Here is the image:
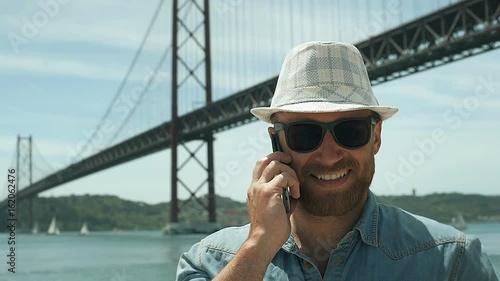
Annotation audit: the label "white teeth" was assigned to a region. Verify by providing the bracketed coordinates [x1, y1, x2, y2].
[316, 171, 348, 181]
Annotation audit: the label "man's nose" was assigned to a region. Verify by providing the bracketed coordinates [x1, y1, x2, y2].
[313, 130, 344, 163]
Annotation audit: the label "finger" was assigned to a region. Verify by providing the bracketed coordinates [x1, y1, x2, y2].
[252, 152, 292, 180]
[260, 159, 297, 183]
[269, 170, 300, 200]
[268, 172, 300, 194]
[289, 182, 300, 199]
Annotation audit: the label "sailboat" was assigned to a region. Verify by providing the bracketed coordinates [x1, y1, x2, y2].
[450, 213, 467, 231]
[47, 217, 61, 235]
[32, 221, 39, 234]
[79, 222, 90, 235]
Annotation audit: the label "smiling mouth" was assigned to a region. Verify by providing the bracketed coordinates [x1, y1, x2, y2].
[312, 170, 349, 181]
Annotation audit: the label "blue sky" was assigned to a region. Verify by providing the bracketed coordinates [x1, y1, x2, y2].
[1, 0, 499, 204]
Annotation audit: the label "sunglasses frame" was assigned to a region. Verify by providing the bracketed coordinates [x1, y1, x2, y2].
[273, 116, 379, 153]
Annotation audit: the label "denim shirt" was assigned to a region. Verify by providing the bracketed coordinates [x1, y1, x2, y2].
[176, 191, 498, 280]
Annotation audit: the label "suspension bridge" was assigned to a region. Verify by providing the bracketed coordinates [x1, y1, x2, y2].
[3, 0, 500, 232]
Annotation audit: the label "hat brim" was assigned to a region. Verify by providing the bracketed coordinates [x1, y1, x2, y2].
[250, 101, 398, 123]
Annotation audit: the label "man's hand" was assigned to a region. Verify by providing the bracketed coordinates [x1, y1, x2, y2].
[212, 152, 300, 281]
[247, 151, 300, 256]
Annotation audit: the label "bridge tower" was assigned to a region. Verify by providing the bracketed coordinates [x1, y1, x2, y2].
[16, 135, 35, 231]
[168, 0, 217, 233]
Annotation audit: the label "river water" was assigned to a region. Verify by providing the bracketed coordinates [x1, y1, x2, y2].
[0, 223, 498, 280]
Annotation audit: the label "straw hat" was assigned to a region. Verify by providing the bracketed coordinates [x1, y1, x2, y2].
[251, 41, 398, 123]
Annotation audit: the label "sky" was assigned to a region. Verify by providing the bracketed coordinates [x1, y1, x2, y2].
[1, 0, 499, 205]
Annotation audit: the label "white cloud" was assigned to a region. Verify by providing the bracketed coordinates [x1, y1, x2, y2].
[40, 22, 169, 53]
[0, 0, 169, 53]
[382, 77, 500, 108]
[0, 53, 120, 80]
[375, 127, 500, 196]
[0, 135, 17, 155]
[0, 53, 165, 82]
[6, 105, 87, 124]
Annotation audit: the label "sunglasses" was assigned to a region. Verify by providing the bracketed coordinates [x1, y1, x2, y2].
[274, 116, 378, 153]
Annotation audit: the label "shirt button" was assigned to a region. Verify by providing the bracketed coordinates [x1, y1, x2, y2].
[335, 256, 342, 267]
[303, 260, 312, 269]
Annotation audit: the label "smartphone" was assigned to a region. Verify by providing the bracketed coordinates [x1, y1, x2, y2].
[271, 134, 291, 213]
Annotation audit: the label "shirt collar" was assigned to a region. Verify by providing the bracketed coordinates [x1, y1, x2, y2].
[353, 190, 379, 247]
[283, 233, 297, 252]
[282, 190, 380, 252]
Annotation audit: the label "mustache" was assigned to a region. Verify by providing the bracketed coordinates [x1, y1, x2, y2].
[301, 158, 359, 175]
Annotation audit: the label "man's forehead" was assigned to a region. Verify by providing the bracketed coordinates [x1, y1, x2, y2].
[271, 110, 375, 123]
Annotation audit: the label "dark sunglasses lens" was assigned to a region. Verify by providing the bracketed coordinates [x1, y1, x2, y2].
[334, 120, 370, 148]
[288, 123, 323, 152]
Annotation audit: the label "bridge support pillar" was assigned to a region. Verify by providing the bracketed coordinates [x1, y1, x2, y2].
[16, 135, 35, 231]
[166, 0, 218, 234]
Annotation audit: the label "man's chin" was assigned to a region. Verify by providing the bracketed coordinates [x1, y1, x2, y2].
[298, 187, 367, 217]
[298, 157, 375, 217]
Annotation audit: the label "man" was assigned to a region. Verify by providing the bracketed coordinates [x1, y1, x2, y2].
[176, 41, 498, 280]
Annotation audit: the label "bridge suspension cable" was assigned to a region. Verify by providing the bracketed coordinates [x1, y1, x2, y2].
[31, 164, 51, 183]
[31, 142, 56, 177]
[76, 0, 167, 159]
[8, 142, 16, 171]
[108, 44, 172, 145]
[91, 0, 198, 148]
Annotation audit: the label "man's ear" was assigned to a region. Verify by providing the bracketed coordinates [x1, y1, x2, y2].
[373, 121, 382, 155]
[268, 127, 281, 152]
[268, 127, 276, 136]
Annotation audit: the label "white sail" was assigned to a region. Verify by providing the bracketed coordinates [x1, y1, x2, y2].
[451, 213, 467, 230]
[32, 221, 39, 234]
[47, 217, 60, 235]
[80, 223, 89, 235]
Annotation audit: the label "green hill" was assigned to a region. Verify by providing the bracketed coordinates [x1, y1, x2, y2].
[7, 192, 500, 232]
[11, 194, 249, 232]
[376, 193, 500, 224]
